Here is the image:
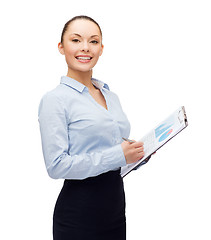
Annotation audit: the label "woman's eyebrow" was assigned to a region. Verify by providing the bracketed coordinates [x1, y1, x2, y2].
[90, 35, 100, 38]
[70, 33, 100, 38]
[70, 33, 81, 37]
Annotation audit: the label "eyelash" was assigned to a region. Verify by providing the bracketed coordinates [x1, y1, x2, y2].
[72, 39, 80, 42]
[90, 40, 98, 44]
[71, 39, 99, 44]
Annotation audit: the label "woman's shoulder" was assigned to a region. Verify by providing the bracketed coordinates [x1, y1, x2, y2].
[40, 85, 62, 102]
[39, 84, 72, 114]
[41, 79, 76, 103]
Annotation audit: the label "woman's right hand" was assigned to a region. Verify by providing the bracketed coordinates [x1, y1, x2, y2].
[121, 140, 145, 164]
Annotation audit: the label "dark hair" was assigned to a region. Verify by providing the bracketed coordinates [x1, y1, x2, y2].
[60, 15, 102, 44]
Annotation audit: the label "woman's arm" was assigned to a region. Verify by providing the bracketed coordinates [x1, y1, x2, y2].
[38, 93, 126, 180]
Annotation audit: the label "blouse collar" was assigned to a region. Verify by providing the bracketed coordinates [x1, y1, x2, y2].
[60, 76, 110, 93]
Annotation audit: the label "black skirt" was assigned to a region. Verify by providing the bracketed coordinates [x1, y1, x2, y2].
[53, 169, 126, 240]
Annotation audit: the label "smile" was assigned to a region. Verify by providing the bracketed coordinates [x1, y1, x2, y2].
[76, 55, 93, 62]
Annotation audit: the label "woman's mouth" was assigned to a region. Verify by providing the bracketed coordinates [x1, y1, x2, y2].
[76, 55, 92, 63]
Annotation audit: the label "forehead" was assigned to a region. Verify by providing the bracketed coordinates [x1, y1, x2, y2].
[66, 19, 101, 37]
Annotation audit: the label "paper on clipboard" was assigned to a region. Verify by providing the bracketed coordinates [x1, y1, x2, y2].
[121, 106, 188, 178]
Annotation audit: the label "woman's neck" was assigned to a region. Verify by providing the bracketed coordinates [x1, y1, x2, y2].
[67, 69, 94, 89]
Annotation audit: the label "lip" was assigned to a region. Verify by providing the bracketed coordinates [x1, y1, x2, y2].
[75, 55, 93, 63]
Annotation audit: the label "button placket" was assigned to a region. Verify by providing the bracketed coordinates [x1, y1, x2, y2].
[111, 118, 122, 145]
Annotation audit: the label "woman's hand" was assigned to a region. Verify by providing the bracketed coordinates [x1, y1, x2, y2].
[121, 140, 144, 164]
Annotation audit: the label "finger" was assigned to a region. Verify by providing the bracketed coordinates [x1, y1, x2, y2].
[138, 152, 145, 160]
[136, 150, 145, 158]
[136, 147, 144, 153]
[132, 141, 144, 148]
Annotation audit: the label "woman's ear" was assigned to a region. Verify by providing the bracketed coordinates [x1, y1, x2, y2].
[58, 42, 65, 55]
[100, 44, 104, 56]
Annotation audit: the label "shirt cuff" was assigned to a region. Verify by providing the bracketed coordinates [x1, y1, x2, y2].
[102, 144, 127, 170]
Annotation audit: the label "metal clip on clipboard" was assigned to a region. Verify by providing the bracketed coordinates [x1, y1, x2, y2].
[178, 106, 188, 125]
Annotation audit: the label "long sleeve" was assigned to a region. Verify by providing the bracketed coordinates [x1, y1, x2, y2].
[38, 91, 127, 180]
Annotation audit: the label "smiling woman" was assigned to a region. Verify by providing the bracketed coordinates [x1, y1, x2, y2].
[58, 16, 104, 83]
[38, 15, 145, 240]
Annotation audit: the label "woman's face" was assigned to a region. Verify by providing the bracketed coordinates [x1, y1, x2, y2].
[58, 19, 104, 75]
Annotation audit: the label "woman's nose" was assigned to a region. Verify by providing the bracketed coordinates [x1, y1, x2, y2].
[81, 41, 89, 52]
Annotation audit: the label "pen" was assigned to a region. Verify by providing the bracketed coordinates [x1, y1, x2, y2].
[122, 137, 135, 143]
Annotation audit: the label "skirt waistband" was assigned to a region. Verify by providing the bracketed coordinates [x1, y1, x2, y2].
[64, 169, 121, 186]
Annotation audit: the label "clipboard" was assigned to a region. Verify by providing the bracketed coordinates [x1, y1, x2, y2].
[121, 106, 188, 178]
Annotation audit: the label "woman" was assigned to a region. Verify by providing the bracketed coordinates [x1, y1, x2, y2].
[38, 15, 144, 240]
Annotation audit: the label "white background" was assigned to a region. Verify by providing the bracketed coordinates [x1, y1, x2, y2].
[1, 0, 210, 239]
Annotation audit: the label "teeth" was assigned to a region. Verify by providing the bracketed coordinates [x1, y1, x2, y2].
[76, 57, 91, 60]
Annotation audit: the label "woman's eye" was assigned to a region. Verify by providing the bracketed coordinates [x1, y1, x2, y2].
[72, 39, 80, 42]
[90, 40, 98, 44]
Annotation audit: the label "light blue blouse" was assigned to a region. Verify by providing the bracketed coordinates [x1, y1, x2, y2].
[38, 76, 130, 180]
